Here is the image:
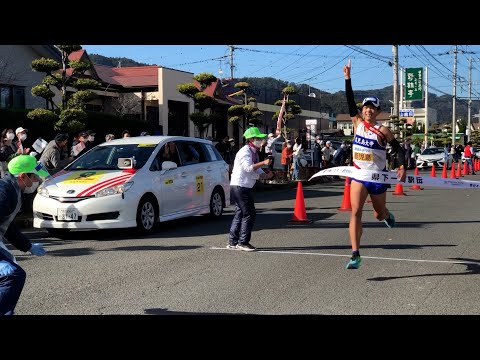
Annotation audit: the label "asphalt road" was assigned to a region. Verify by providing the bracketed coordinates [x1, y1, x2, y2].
[10, 175, 480, 315]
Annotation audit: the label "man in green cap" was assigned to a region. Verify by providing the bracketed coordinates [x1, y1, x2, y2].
[0, 155, 47, 315]
[227, 127, 273, 251]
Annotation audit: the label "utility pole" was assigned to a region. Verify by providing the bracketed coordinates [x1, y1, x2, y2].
[424, 66, 429, 147]
[468, 57, 472, 142]
[393, 45, 399, 119]
[228, 45, 236, 80]
[452, 45, 457, 146]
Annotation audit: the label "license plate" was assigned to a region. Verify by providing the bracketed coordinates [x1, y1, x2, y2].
[58, 209, 78, 221]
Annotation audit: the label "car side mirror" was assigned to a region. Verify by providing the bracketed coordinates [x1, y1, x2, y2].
[162, 160, 177, 171]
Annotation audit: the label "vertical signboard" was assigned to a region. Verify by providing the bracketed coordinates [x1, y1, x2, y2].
[405, 68, 423, 100]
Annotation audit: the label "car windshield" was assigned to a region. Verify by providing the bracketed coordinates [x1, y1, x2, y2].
[65, 144, 157, 171]
[421, 148, 444, 155]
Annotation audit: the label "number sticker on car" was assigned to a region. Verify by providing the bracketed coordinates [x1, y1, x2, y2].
[62, 171, 106, 184]
[196, 175, 204, 193]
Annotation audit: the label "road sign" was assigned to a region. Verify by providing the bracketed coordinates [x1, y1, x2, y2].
[405, 68, 423, 100]
[400, 108, 414, 117]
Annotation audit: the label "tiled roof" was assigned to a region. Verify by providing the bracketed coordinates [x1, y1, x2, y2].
[94, 64, 159, 88]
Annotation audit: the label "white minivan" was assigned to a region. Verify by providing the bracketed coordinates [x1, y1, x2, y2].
[33, 136, 230, 237]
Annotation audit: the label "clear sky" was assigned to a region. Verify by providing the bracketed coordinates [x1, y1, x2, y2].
[82, 45, 480, 101]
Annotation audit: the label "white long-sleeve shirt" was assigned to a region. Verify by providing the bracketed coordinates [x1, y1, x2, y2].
[230, 144, 265, 188]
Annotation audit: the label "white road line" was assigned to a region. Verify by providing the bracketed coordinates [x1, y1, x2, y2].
[209, 247, 477, 265]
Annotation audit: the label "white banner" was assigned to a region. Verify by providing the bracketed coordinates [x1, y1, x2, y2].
[309, 166, 480, 189]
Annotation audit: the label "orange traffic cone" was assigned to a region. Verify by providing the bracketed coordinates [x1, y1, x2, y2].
[430, 165, 436, 177]
[450, 163, 457, 179]
[463, 161, 469, 175]
[411, 167, 422, 190]
[288, 181, 312, 224]
[441, 163, 447, 178]
[456, 161, 462, 177]
[337, 177, 352, 212]
[392, 183, 406, 196]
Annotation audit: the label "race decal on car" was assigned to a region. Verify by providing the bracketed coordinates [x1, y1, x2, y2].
[196, 175, 204, 193]
[62, 171, 107, 184]
[164, 179, 173, 185]
[137, 143, 156, 147]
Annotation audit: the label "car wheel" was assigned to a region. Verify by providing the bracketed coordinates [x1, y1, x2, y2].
[136, 195, 158, 233]
[209, 188, 224, 218]
[46, 228, 71, 239]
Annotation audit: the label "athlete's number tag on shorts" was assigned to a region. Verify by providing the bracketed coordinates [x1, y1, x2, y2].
[196, 175, 204, 193]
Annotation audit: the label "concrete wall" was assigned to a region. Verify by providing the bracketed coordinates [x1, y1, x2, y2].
[158, 67, 194, 136]
[0, 45, 61, 109]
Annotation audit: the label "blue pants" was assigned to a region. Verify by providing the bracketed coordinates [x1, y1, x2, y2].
[0, 258, 26, 316]
[229, 186, 256, 246]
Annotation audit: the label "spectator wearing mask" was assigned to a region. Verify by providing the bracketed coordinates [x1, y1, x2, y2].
[1, 129, 17, 177]
[0, 155, 47, 315]
[227, 127, 273, 251]
[266, 130, 282, 171]
[105, 134, 115, 142]
[39, 133, 72, 174]
[464, 141, 476, 175]
[12, 127, 30, 155]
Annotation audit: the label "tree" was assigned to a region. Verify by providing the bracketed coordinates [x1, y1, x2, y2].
[227, 82, 263, 131]
[0, 54, 25, 85]
[111, 93, 141, 118]
[272, 86, 302, 138]
[176, 72, 218, 138]
[27, 45, 101, 132]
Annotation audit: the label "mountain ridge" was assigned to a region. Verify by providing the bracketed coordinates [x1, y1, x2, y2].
[88, 54, 479, 124]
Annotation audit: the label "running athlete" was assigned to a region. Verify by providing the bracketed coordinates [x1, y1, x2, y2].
[343, 59, 407, 269]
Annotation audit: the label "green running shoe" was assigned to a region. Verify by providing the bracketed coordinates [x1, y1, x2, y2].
[384, 212, 395, 228]
[345, 255, 362, 269]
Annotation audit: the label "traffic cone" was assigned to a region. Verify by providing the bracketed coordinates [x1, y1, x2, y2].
[456, 161, 462, 177]
[430, 165, 436, 177]
[441, 163, 447, 178]
[288, 181, 312, 224]
[410, 167, 422, 190]
[392, 183, 406, 196]
[450, 163, 457, 179]
[337, 177, 352, 212]
[463, 161, 468, 175]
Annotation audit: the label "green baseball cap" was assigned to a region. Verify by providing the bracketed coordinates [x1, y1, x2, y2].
[8, 155, 50, 178]
[243, 127, 267, 139]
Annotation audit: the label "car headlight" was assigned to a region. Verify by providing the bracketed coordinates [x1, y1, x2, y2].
[94, 181, 134, 198]
[37, 184, 49, 197]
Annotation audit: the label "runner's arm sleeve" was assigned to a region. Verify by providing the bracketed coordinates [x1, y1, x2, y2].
[345, 79, 358, 117]
[388, 138, 406, 167]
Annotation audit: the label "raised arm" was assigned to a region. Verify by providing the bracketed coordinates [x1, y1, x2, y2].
[343, 59, 362, 128]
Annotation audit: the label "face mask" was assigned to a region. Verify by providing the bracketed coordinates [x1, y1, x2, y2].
[6, 132, 14, 140]
[20, 134, 27, 141]
[287, 145, 292, 149]
[88, 136, 94, 142]
[253, 140, 262, 148]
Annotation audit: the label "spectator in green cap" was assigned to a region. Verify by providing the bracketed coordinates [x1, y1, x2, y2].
[0, 155, 46, 315]
[227, 127, 273, 252]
